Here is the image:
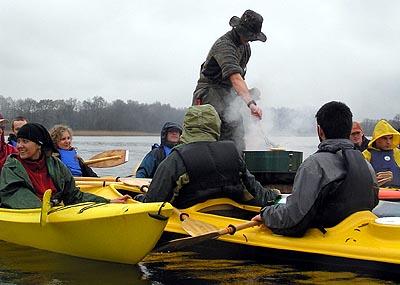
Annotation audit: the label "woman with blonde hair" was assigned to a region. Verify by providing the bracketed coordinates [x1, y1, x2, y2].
[50, 124, 97, 177]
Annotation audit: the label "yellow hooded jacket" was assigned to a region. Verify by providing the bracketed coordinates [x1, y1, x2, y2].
[362, 119, 400, 167]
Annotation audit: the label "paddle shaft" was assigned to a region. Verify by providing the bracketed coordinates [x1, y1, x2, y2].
[217, 220, 260, 236]
[74, 176, 120, 182]
[75, 181, 124, 186]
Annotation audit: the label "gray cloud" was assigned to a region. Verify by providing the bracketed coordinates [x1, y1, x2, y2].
[0, 0, 399, 120]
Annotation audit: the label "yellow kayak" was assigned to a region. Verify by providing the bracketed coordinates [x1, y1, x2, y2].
[0, 193, 173, 264]
[79, 182, 400, 266]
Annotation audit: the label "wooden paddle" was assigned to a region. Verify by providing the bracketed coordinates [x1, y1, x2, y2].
[84, 149, 129, 168]
[40, 189, 52, 226]
[74, 176, 152, 190]
[156, 220, 261, 252]
[172, 208, 218, 237]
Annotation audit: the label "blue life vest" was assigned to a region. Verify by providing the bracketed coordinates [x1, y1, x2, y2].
[58, 148, 82, 176]
[370, 150, 400, 187]
[163, 145, 173, 157]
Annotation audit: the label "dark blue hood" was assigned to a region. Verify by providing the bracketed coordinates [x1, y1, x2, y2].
[161, 122, 182, 147]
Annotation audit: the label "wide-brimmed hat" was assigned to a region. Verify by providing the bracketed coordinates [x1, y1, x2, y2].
[229, 10, 267, 42]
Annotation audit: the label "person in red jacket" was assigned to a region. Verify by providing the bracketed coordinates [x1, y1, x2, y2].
[0, 113, 17, 171]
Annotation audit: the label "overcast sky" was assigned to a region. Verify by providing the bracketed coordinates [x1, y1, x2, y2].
[0, 0, 399, 121]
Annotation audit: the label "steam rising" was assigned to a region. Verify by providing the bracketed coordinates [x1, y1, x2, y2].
[223, 94, 318, 151]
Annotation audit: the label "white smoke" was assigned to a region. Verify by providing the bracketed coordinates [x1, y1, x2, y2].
[223, 94, 278, 151]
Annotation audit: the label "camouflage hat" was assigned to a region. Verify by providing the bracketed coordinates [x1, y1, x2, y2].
[229, 10, 267, 42]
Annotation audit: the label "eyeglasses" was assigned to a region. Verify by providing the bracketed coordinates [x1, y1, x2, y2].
[351, 131, 362, 136]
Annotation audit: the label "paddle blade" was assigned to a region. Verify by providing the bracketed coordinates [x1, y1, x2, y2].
[40, 189, 52, 226]
[182, 218, 219, 237]
[156, 220, 261, 252]
[156, 231, 220, 252]
[85, 149, 129, 168]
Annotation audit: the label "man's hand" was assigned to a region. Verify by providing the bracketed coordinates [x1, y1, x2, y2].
[376, 171, 393, 186]
[229, 73, 263, 119]
[250, 103, 262, 119]
[251, 214, 263, 222]
[110, 194, 132, 204]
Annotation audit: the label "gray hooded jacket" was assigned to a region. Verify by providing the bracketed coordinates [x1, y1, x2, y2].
[261, 139, 378, 236]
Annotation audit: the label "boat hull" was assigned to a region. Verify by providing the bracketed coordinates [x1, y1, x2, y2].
[0, 201, 172, 264]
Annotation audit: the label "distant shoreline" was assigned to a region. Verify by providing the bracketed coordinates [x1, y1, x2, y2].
[73, 130, 159, 136]
[5, 130, 158, 136]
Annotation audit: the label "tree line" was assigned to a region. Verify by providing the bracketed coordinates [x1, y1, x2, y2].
[0, 95, 399, 135]
[0, 95, 186, 133]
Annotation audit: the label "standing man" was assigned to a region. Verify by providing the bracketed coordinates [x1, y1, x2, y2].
[192, 10, 266, 152]
[252, 101, 378, 237]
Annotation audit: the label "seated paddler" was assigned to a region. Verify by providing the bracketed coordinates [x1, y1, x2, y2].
[135, 104, 280, 208]
[362, 119, 400, 187]
[50, 124, 98, 177]
[0, 123, 129, 209]
[252, 101, 379, 237]
[136, 121, 182, 178]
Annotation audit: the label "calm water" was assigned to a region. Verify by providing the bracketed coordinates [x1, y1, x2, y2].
[1, 136, 398, 284]
[73, 135, 320, 178]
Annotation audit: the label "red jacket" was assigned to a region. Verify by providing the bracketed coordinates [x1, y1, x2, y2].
[0, 143, 18, 171]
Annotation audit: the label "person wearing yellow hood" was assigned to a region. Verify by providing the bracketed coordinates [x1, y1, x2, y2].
[134, 104, 280, 208]
[362, 119, 400, 187]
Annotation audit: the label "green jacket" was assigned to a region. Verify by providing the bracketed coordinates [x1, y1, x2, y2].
[0, 154, 109, 209]
[136, 105, 279, 208]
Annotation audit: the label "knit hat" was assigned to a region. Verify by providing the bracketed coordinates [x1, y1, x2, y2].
[17, 123, 57, 153]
